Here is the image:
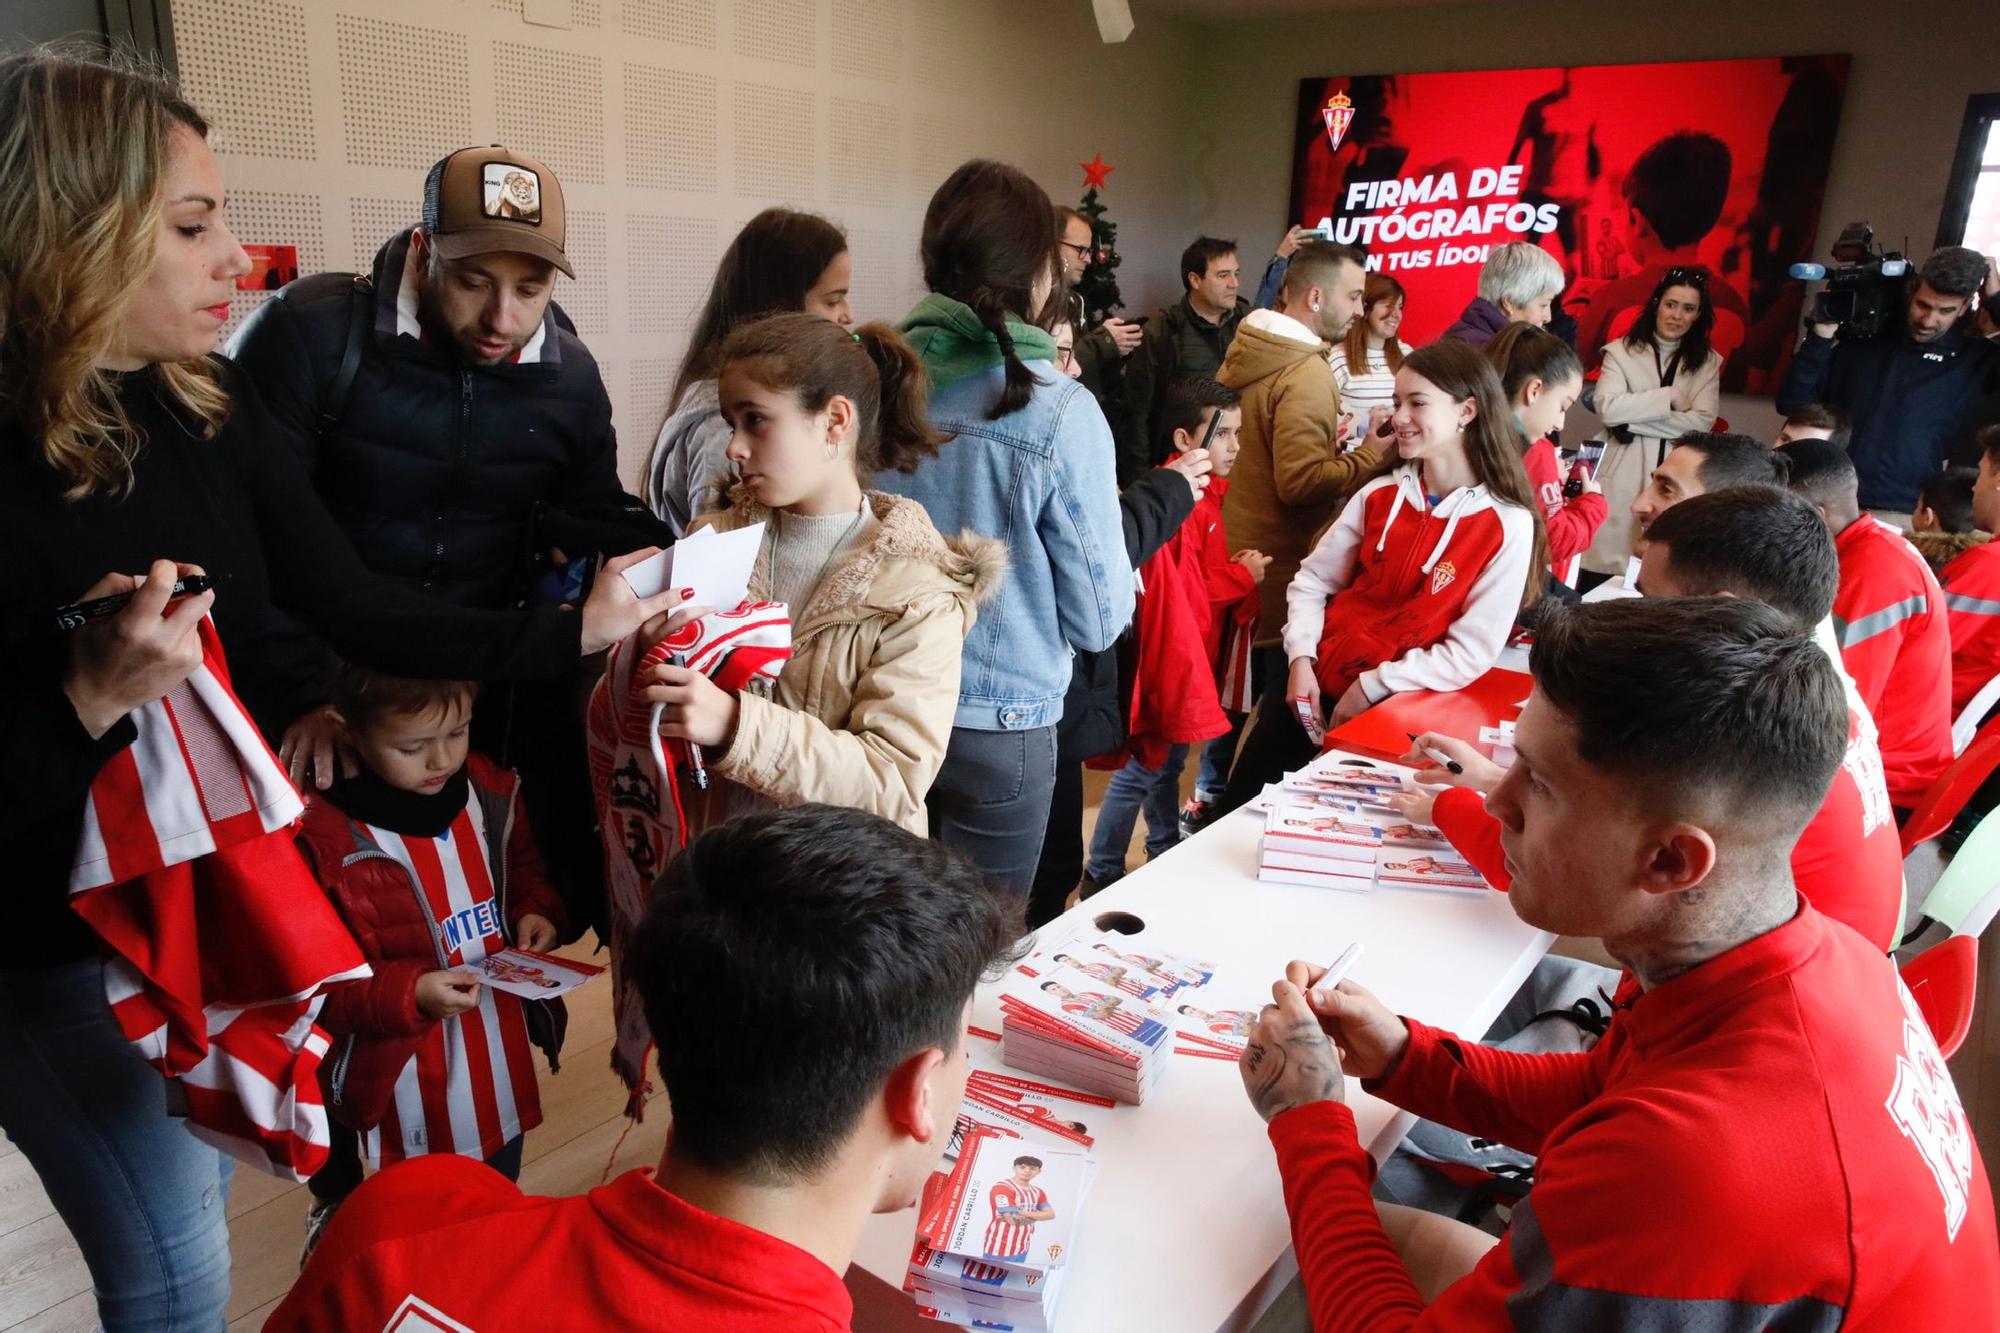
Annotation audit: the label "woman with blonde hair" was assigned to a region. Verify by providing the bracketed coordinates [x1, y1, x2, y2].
[0, 51, 677, 1326]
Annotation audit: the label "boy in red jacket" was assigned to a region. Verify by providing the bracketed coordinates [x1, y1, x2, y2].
[294, 669, 567, 1258]
[271, 805, 1024, 1333]
[1784, 437, 1954, 808]
[1244, 598, 1998, 1329]
[1085, 378, 1265, 889]
[1943, 427, 2000, 715]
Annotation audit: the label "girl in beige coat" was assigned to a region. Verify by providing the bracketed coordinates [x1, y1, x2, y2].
[1583, 268, 1725, 576]
[642, 313, 1003, 834]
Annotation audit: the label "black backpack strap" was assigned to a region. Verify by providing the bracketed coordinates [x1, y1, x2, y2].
[318, 275, 373, 441]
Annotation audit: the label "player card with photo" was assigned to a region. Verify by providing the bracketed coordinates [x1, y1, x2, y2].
[1374, 847, 1488, 892]
[942, 1132, 1091, 1270]
[464, 948, 603, 998]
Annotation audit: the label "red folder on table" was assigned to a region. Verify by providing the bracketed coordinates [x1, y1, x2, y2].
[1324, 667, 1532, 761]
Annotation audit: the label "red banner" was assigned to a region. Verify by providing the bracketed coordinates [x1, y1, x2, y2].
[1288, 56, 1850, 393]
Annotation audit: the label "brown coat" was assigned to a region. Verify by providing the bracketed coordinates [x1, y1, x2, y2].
[685, 490, 1005, 834]
[1218, 309, 1389, 645]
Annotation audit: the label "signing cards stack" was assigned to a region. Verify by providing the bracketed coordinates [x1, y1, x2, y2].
[998, 958, 1173, 1104]
[1256, 768, 1485, 893]
[1257, 768, 1404, 891]
[907, 1110, 1098, 1331]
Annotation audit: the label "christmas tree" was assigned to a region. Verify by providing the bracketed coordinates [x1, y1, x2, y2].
[1075, 154, 1122, 326]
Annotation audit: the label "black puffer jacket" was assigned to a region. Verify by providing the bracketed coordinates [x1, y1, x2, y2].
[228, 228, 668, 609]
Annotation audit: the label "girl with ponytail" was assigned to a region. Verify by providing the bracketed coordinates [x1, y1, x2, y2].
[875, 159, 1133, 894]
[1485, 320, 1606, 584]
[641, 313, 1004, 834]
[1223, 341, 1545, 797]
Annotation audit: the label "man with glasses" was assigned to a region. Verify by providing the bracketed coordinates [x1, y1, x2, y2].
[1055, 207, 1141, 403]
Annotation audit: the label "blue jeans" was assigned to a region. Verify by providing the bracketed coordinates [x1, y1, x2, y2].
[0, 959, 233, 1332]
[928, 724, 1060, 897]
[1086, 744, 1190, 881]
[1194, 711, 1246, 804]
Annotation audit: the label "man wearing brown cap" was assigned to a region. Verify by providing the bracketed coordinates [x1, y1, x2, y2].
[230, 149, 666, 1169]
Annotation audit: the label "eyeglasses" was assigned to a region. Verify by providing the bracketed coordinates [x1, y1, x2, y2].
[1663, 266, 1709, 287]
[1056, 345, 1077, 367]
[1058, 240, 1090, 258]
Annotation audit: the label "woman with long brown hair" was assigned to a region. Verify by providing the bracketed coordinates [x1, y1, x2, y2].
[1333, 272, 1407, 447]
[1221, 340, 1544, 805]
[0, 51, 677, 1326]
[873, 160, 1133, 896]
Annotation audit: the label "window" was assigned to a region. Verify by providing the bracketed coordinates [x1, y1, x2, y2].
[1938, 93, 2000, 256]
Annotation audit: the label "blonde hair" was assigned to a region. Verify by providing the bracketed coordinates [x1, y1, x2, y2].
[0, 48, 231, 499]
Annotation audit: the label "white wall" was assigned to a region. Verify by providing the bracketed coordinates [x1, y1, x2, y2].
[171, 0, 1198, 486]
[1153, 0, 2000, 437]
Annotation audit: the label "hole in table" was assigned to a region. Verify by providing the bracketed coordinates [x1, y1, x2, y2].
[1092, 911, 1145, 935]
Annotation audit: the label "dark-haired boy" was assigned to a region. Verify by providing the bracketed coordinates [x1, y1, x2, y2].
[1941, 427, 2000, 716]
[293, 668, 567, 1259]
[1086, 378, 1263, 883]
[270, 805, 1023, 1331]
[1909, 466, 1985, 576]
[1785, 437, 1954, 807]
[1245, 597, 1999, 1327]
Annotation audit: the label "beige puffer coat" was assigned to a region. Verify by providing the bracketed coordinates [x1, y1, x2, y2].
[685, 489, 1006, 834]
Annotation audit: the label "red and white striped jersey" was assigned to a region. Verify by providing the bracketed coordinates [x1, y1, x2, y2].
[983, 1180, 1047, 1259]
[360, 799, 542, 1166]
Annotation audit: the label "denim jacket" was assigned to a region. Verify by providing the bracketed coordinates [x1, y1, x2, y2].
[878, 298, 1134, 731]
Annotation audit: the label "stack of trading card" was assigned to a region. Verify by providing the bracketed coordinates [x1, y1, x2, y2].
[998, 960, 1175, 1104]
[1373, 846, 1488, 893]
[906, 1110, 1098, 1331]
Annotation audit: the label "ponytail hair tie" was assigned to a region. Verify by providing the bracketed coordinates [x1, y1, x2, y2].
[853, 332, 862, 342]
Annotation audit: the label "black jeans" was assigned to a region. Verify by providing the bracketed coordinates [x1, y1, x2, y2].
[1217, 648, 1318, 816]
[1028, 759, 1088, 928]
[928, 724, 1059, 899]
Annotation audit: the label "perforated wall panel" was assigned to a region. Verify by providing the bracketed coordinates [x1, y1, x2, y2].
[829, 97, 901, 210]
[625, 63, 719, 193]
[335, 15, 473, 170]
[831, 0, 904, 86]
[733, 0, 817, 68]
[621, 0, 716, 48]
[175, 0, 317, 161]
[493, 41, 607, 186]
[217, 190, 329, 342]
[626, 214, 720, 341]
[563, 208, 611, 338]
[734, 82, 818, 201]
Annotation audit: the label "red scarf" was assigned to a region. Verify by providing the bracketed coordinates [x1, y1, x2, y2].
[69, 619, 369, 1179]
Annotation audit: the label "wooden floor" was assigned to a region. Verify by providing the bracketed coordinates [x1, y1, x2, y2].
[7, 775, 2000, 1329]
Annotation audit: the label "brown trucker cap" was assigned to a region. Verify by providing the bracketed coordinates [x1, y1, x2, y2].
[421, 144, 574, 278]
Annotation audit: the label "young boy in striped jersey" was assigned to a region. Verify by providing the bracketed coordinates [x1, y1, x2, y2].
[293, 669, 567, 1258]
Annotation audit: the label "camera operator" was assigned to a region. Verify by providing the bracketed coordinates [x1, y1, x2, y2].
[1778, 245, 2000, 522]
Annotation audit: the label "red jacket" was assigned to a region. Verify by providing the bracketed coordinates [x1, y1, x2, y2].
[1432, 701, 1904, 951]
[296, 753, 568, 1135]
[1108, 471, 1252, 769]
[267, 1155, 853, 1331]
[1284, 467, 1536, 703]
[1521, 436, 1606, 583]
[1834, 515, 1954, 806]
[1269, 902, 2000, 1329]
[1942, 540, 2000, 717]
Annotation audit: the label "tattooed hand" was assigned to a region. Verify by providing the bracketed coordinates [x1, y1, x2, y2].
[1238, 979, 1346, 1123]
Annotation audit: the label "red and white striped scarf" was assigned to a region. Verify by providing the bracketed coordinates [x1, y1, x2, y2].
[585, 600, 791, 1112]
[1217, 612, 1257, 714]
[69, 618, 369, 1180]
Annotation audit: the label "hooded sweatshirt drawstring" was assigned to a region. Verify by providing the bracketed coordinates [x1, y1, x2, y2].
[1372, 467, 1489, 574]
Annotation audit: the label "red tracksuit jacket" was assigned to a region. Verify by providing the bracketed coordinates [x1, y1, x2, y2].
[1834, 515, 1954, 807]
[1269, 902, 2000, 1329]
[1432, 702, 1904, 951]
[1283, 466, 1536, 703]
[1521, 436, 1606, 584]
[267, 1155, 853, 1331]
[1942, 539, 2000, 717]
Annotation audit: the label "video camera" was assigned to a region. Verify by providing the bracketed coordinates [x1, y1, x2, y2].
[1790, 223, 1910, 341]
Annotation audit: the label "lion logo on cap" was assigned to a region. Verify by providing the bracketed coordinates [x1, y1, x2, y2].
[482, 164, 541, 223]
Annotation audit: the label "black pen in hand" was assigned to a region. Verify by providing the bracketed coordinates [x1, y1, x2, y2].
[52, 574, 229, 633]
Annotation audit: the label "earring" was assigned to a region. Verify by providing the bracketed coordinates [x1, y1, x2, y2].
[1311, 301, 1321, 312]
[825, 442, 837, 460]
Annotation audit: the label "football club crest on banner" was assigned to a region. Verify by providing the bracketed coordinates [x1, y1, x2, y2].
[1321, 91, 1354, 151]
[1429, 560, 1457, 595]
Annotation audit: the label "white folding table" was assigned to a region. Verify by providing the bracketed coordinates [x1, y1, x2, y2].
[847, 745, 1553, 1331]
